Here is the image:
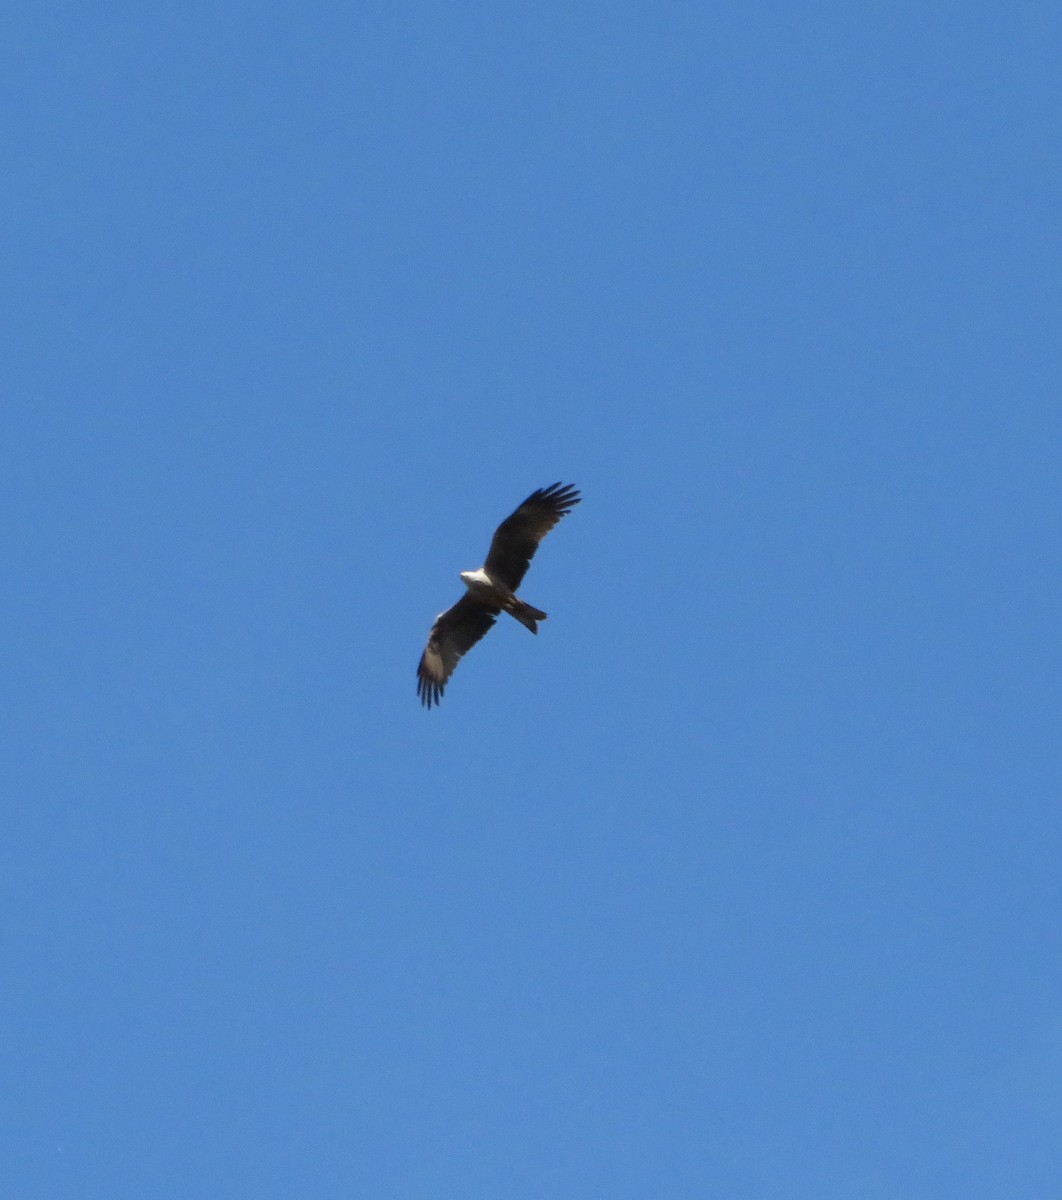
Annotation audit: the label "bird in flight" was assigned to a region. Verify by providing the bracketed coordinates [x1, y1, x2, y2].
[416, 482, 582, 708]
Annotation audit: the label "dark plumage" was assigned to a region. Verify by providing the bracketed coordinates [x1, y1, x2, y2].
[416, 595, 497, 710]
[416, 483, 581, 708]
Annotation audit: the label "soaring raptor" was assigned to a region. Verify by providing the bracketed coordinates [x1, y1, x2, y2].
[416, 482, 581, 708]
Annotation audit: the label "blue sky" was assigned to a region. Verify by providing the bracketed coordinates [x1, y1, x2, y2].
[4, 2, 1061, 1196]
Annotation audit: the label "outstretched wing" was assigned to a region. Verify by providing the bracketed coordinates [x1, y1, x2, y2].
[416, 593, 500, 708]
[483, 482, 581, 591]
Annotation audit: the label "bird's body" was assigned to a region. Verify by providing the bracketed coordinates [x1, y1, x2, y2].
[416, 483, 581, 707]
[458, 567, 547, 632]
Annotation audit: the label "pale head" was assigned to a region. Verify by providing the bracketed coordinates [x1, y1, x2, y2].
[460, 568, 491, 588]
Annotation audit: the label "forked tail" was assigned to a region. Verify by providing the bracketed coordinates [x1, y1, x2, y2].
[506, 598, 548, 634]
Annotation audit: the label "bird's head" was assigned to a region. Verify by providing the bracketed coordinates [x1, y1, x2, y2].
[460, 568, 490, 588]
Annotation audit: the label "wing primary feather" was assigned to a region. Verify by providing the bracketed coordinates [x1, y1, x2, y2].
[416, 593, 499, 708]
[483, 482, 581, 591]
